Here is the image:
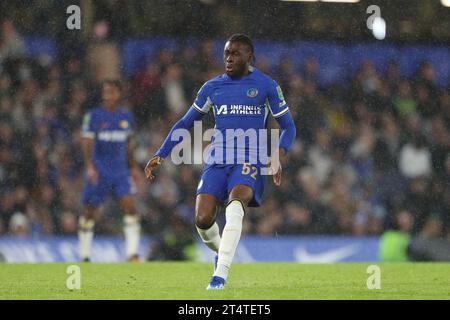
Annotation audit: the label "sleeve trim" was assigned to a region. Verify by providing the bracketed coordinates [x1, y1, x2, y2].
[272, 108, 290, 118]
[192, 103, 208, 114]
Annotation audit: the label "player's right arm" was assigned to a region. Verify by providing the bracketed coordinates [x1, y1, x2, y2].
[144, 82, 213, 180]
[81, 111, 98, 185]
[144, 107, 205, 180]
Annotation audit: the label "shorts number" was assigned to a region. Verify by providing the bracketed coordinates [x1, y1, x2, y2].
[242, 163, 258, 180]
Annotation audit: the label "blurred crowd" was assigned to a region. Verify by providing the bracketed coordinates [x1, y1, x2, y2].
[0, 19, 449, 240]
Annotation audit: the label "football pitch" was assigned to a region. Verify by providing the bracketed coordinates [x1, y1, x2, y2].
[0, 262, 449, 300]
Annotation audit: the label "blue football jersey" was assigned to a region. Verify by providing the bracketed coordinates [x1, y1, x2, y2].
[82, 106, 134, 173]
[192, 67, 289, 165]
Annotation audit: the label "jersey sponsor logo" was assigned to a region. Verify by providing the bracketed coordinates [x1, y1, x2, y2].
[246, 87, 258, 98]
[215, 104, 263, 115]
[98, 130, 128, 142]
[217, 104, 228, 115]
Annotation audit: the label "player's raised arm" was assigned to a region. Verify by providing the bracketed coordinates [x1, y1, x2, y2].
[266, 80, 297, 186]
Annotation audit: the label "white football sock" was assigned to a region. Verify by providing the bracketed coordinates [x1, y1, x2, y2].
[78, 216, 95, 260]
[196, 222, 221, 253]
[214, 200, 244, 281]
[124, 215, 141, 258]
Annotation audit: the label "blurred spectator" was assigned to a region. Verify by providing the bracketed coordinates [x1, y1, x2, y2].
[59, 212, 78, 235]
[283, 202, 312, 235]
[399, 135, 432, 179]
[303, 57, 319, 84]
[9, 212, 29, 237]
[131, 61, 163, 125]
[394, 81, 417, 117]
[162, 64, 188, 118]
[0, 19, 26, 62]
[396, 209, 415, 234]
[86, 20, 121, 86]
[357, 60, 382, 95]
[275, 56, 295, 94]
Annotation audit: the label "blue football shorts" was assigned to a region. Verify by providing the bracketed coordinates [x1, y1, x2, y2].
[196, 163, 266, 207]
[81, 170, 132, 207]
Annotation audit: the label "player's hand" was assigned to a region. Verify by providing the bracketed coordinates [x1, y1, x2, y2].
[268, 159, 282, 186]
[273, 162, 282, 186]
[87, 163, 98, 185]
[144, 156, 163, 181]
[268, 149, 283, 187]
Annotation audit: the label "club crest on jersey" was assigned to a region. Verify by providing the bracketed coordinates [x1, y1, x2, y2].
[120, 120, 129, 129]
[246, 88, 258, 98]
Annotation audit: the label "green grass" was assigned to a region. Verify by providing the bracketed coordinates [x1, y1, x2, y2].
[0, 262, 449, 299]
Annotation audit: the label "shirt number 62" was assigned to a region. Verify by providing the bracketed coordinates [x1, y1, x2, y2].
[241, 163, 258, 180]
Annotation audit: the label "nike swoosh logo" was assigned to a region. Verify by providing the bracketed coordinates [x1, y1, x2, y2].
[294, 244, 360, 263]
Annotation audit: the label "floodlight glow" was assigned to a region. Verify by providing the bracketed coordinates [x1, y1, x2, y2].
[372, 16, 386, 40]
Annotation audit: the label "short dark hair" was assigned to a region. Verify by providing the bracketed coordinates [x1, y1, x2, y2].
[102, 79, 122, 92]
[227, 34, 254, 54]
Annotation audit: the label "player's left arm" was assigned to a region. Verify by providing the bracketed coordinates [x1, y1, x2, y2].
[275, 111, 296, 156]
[270, 111, 296, 186]
[266, 80, 297, 186]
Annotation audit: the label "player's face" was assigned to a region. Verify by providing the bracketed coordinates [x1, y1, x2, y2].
[102, 83, 121, 107]
[224, 41, 252, 77]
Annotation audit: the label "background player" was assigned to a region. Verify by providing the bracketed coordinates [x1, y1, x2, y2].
[144, 34, 296, 289]
[79, 80, 142, 262]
